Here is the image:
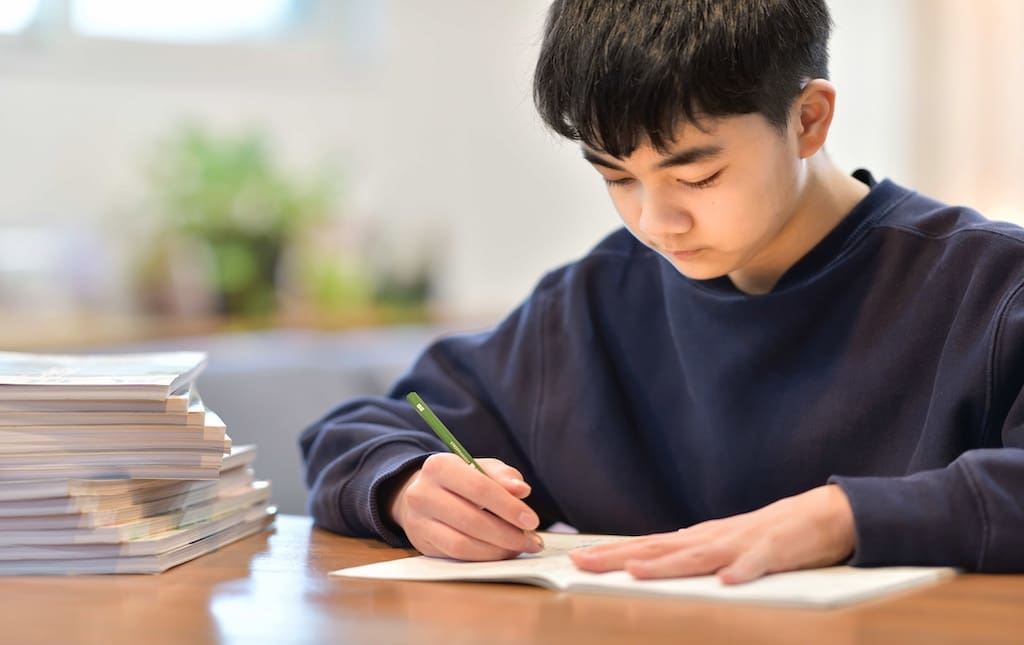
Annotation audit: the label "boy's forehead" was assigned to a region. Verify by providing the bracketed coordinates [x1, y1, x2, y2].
[582, 118, 728, 162]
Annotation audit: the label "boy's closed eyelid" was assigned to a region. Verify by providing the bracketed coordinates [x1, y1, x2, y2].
[598, 166, 723, 189]
[600, 175, 635, 187]
[678, 168, 725, 189]
[591, 165, 633, 182]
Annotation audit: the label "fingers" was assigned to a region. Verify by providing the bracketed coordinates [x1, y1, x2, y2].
[572, 533, 748, 580]
[570, 486, 856, 583]
[478, 458, 532, 500]
[625, 544, 733, 580]
[407, 479, 542, 554]
[569, 533, 681, 572]
[716, 546, 771, 585]
[397, 454, 543, 561]
[419, 521, 525, 561]
[570, 531, 711, 574]
[425, 456, 539, 531]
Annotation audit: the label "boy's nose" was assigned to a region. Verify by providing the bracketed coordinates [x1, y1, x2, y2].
[638, 193, 694, 237]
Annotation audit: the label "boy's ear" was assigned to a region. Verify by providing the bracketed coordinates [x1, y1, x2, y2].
[793, 79, 836, 159]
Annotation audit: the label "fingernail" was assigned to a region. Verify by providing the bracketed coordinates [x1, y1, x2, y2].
[531, 532, 545, 551]
[510, 478, 530, 491]
[518, 512, 538, 530]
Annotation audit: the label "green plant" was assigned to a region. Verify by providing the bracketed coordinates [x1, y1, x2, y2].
[146, 125, 335, 317]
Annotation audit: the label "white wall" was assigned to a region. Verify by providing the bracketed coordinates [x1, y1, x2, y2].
[0, 1, 1017, 322]
[827, 0, 914, 183]
[904, 0, 1024, 221]
[0, 0, 617, 321]
[337, 0, 617, 317]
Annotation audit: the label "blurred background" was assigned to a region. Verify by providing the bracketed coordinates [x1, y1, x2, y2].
[1, 0, 1021, 513]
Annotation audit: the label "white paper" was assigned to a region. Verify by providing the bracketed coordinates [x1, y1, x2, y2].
[331, 532, 956, 608]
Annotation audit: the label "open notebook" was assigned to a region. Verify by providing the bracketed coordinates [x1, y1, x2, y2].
[331, 532, 956, 609]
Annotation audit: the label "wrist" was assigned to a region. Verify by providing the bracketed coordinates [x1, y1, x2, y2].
[382, 469, 419, 530]
[821, 484, 856, 561]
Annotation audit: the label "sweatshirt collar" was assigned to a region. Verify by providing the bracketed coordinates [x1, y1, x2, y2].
[683, 170, 907, 296]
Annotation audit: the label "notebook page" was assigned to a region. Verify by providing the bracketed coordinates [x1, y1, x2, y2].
[330, 533, 626, 587]
[330, 532, 955, 607]
[563, 565, 956, 608]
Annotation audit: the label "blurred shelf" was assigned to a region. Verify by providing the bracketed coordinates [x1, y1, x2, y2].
[0, 304, 435, 352]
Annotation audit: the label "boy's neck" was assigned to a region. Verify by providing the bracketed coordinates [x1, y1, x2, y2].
[729, 154, 871, 295]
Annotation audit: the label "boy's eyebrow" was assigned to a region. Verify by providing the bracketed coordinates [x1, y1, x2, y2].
[656, 145, 723, 169]
[581, 145, 724, 171]
[581, 149, 627, 171]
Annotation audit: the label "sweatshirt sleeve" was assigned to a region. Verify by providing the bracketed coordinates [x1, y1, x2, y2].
[830, 289, 1024, 571]
[829, 448, 1024, 570]
[299, 290, 557, 547]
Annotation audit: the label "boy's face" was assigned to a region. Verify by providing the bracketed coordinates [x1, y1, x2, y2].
[583, 113, 807, 294]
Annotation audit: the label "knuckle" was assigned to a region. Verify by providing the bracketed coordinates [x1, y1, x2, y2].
[458, 476, 493, 503]
[465, 476, 491, 498]
[760, 534, 782, 558]
[421, 453, 449, 475]
[478, 458, 515, 478]
[439, 533, 472, 557]
[407, 536, 435, 556]
[403, 482, 429, 507]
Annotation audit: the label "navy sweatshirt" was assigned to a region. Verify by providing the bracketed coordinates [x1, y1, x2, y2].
[300, 174, 1024, 571]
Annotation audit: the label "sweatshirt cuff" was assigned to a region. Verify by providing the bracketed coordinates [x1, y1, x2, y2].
[829, 462, 984, 569]
[364, 449, 435, 547]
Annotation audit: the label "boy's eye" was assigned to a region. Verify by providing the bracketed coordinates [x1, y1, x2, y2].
[602, 176, 635, 188]
[681, 170, 723, 189]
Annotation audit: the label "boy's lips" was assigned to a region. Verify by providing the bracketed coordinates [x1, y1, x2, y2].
[666, 248, 704, 260]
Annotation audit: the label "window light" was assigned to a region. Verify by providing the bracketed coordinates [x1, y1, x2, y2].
[71, 0, 297, 43]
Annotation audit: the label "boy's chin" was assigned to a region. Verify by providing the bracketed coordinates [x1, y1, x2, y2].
[663, 258, 728, 282]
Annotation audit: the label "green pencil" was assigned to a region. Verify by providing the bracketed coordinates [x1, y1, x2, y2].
[406, 392, 488, 475]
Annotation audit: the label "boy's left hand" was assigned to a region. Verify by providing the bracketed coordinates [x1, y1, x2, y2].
[568, 484, 856, 584]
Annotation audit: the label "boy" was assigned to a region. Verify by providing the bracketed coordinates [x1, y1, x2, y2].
[301, 0, 1024, 583]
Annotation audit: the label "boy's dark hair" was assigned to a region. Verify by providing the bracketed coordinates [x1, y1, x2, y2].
[533, 0, 833, 157]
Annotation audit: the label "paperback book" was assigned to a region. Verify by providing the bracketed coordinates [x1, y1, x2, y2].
[0, 444, 274, 574]
[0, 506, 276, 575]
[0, 351, 207, 401]
[0, 386, 193, 413]
[0, 479, 271, 547]
[0, 444, 256, 503]
[0, 350, 273, 575]
[0, 388, 205, 426]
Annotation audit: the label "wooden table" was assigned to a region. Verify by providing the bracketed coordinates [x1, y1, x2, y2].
[2, 515, 1022, 645]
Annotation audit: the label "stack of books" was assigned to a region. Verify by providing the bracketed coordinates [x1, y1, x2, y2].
[0, 351, 274, 574]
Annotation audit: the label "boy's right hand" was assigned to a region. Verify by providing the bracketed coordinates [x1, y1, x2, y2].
[387, 453, 544, 561]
